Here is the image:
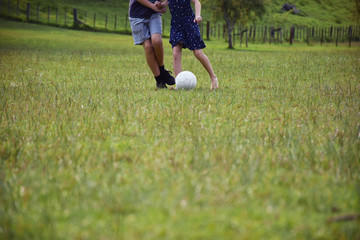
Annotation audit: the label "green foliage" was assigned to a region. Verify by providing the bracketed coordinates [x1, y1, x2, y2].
[203, 0, 266, 48]
[1, 19, 360, 240]
[203, 0, 266, 27]
[354, 0, 360, 23]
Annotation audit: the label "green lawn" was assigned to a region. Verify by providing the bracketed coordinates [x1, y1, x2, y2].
[0, 19, 359, 239]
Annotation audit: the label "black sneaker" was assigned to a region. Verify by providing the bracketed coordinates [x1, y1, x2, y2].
[160, 69, 175, 85]
[156, 79, 167, 89]
[155, 75, 167, 89]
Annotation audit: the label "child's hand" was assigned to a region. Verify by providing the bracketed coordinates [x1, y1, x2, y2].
[194, 16, 202, 24]
[210, 77, 218, 90]
[152, 2, 166, 13]
[155, 1, 162, 8]
[154, 1, 167, 13]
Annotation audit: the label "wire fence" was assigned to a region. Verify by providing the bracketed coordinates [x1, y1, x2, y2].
[0, 0, 131, 33]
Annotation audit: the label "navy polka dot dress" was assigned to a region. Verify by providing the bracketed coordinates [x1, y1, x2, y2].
[169, 0, 206, 51]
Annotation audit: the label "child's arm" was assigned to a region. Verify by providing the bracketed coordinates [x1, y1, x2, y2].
[191, 0, 202, 23]
[137, 0, 165, 13]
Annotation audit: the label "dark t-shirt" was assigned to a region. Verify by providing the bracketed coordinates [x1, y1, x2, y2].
[129, 0, 156, 19]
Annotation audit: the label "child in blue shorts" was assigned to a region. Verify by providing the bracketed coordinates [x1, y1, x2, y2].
[155, 0, 218, 90]
[129, 0, 175, 89]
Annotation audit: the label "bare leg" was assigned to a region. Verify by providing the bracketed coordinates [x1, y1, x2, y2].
[193, 49, 218, 89]
[173, 44, 183, 77]
[151, 33, 164, 67]
[143, 39, 160, 77]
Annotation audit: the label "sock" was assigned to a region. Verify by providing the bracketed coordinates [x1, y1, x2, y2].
[159, 65, 165, 72]
[155, 75, 162, 82]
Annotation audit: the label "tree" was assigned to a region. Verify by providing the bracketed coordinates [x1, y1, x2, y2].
[204, 0, 266, 48]
[354, 0, 360, 23]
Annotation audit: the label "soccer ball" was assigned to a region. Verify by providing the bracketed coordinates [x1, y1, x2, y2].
[175, 71, 197, 90]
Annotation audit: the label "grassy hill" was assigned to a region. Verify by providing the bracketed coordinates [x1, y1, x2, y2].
[261, 0, 357, 26]
[1, 0, 357, 28]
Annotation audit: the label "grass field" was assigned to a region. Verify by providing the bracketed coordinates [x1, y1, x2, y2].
[0, 18, 360, 239]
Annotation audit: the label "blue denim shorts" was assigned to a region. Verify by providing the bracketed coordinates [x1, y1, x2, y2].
[129, 13, 162, 45]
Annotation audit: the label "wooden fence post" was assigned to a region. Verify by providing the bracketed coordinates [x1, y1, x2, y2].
[93, 13, 96, 28]
[290, 26, 295, 45]
[330, 26, 333, 37]
[240, 28, 243, 47]
[105, 13, 108, 29]
[246, 29, 248, 48]
[348, 25, 352, 47]
[336, 27, 339, 47]
[345, 26, 348, 38]
[253, 25, 256, 43]
[125, 14, 128, 31]
[223, 24, 226, 39]
[339, 26, 341, 38]
[56, 7, 58, 24]
[114, 14, 117, 30]
[73, 8, 78, 26]
[206, 21, 210, 40]
[321, 28, 324, 45]
[232, 27, 235, 47]
[26, 3, 30, 21]
[269, 26, 273, 44]
[16, 0, 19, 16]
[296, 27, 298, 40]
[37, 4, 39, 21]
[47, 6, 50, 23]
[263, 26, 267, 43]
[65, 8, 67, 25]
[7, 0, 10, 15]
[306, 27, 310, 45]
[26, 3, 30, 22]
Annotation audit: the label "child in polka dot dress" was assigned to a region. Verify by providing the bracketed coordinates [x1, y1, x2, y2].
[156, 0, 218, 90]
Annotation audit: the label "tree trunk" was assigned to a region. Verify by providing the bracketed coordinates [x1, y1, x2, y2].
[226, 22, 234, 49]
[223, 9, 234, 49]
[228, 30, 233, 48]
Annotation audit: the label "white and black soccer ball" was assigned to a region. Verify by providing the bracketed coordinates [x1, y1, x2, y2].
[175, 71, 197, 90]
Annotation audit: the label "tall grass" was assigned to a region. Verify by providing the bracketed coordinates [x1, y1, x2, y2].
[0, 19, 359, 239]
